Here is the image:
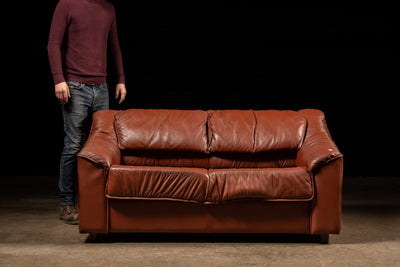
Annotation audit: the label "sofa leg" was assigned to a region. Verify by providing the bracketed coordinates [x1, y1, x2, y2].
[318, 234, 329, 244]
[85, 233, 108, 243]
[85, 233, 99, 243]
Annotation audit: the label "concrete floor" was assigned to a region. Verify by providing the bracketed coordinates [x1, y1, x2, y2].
[0, 176, 399, 266]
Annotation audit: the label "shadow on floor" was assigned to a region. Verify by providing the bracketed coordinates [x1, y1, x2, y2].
[84, 233, 328, 244]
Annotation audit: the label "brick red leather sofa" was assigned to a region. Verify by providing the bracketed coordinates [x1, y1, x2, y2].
[77, 109, 343, 243]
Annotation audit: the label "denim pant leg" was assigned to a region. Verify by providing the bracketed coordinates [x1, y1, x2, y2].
[59, 81, 110, 206]
[78, 83, 109, 143]
[92, 82, 109, 112]
[59, 81, 93, 206]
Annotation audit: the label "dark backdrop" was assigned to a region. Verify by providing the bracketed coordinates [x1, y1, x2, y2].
[2, 1, 395, 176]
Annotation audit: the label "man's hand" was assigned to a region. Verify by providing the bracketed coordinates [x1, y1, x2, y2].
[55, 82, 71, 104]
[115, 83, 127, 104]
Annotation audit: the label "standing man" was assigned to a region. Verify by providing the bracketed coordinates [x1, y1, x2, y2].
[47, 0, 127, 224]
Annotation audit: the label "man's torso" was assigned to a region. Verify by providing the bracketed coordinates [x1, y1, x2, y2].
[63, 0, 114, 84]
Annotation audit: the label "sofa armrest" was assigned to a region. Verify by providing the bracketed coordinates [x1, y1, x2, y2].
[77, 110, 121, 169]
[296, 109, 343, 172]
[77, 110, 120, 234]
[78, 133, 121, 169]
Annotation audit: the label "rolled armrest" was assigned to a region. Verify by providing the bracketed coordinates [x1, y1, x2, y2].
[78, 133, 121, 169]
[296, 109, 343, 172]
[77, 110, 120, 234]
[77, 110, 121, 169]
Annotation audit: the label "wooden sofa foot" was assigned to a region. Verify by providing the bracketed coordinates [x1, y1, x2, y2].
[318, 234, 329, 244]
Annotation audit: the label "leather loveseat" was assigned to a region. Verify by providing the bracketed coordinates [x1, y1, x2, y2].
[77, 109, 343, 243]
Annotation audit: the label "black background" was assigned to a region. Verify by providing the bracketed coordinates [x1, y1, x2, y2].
[2, 1, 396, 176]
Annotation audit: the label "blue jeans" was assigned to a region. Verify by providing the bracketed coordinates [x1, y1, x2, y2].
[59, 80, 109, 206]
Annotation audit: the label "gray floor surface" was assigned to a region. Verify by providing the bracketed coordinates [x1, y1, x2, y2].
[1, 176, 399, 266]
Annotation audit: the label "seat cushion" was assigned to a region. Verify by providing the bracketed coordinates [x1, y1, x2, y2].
[114, 109, 208, 152]
[207, 167, 313, 202]
[208, 110, 307, 153]
[107, 166, 313, 203]
[107, 166, 209, 203]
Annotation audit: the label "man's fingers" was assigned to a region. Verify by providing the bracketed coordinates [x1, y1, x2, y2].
[119, 91, 127, 104]
[65, 87, 70, 103]
[56, 92, 65, 104]
[62, 90, 69, 104]
[119, 95, 124, 104]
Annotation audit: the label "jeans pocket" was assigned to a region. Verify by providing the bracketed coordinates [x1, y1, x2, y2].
[67, 80, 84, 90]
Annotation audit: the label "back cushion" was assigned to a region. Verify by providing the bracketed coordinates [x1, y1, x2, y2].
[114, 109, 208, 152]
[208, 110, 307, 153]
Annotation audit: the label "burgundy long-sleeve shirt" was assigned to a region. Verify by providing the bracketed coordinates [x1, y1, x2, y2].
[47, 0, 125, 85]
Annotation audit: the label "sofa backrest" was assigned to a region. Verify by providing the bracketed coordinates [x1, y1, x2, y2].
[208, 110, 307, 153]
[113, 109, 307, 169]
[114, 109, 209, 152]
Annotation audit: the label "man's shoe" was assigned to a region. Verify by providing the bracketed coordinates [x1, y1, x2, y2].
[59, 205, 78, 225]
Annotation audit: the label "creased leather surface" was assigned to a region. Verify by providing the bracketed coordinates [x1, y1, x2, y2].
[296, 109, 343, 171]
[107, 166, 209, 202]
[114, 109, 208, 152]
[121, 150, 210, 168]
[78, 110, 121, 168]
[107, 166, 313, 203]
[121, 150, 297, 169]
[208, 110, 255, 153]
[209, 151, 297, 169]
[207, 167, 313, 202]
[254, 110, 307, 151]
[208, 110, 306, 153]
